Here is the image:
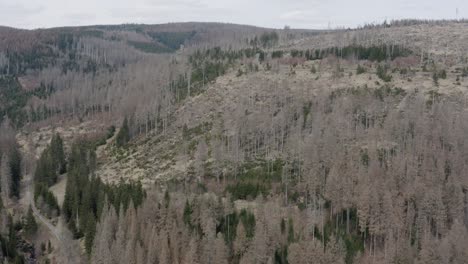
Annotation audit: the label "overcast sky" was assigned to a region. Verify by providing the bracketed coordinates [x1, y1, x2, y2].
[1, 0, 467, 30]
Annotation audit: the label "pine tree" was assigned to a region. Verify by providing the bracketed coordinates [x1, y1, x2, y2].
[10, 148, 21, 198]
[0, 153, 12, 202]
[85, 215, 97, 255]
[24, 206, 38, 236]
[50, 133, 66, 174]
[116, 117, 130, 147]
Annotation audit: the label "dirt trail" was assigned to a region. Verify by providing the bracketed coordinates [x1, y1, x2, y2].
[23, 170, 83, 263]
[18, 132, 83, 264]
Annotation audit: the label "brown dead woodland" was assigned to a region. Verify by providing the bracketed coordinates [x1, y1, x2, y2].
[0, 20, 468, 263]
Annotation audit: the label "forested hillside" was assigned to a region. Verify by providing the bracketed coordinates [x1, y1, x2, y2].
[0, 20, 468, 263]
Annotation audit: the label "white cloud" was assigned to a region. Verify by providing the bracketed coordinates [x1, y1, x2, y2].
[0, 0, 466, 29]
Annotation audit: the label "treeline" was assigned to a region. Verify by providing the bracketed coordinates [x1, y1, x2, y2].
[170, 47, 245, 102]
[0, 76, 62, 127]
[170, 43, 412, 105]
[90, 189, 350, 264]
[0, 45, 58, 76]
[173, 46, 265, 101]
[62, 137, 145, 255]
[0, 120, 31, 262]
[148, 31, 197, 51]
[30, 129, 146, 255]
[273, 44, 412, 62]
[33, 133, 65, 217]
[248, 31, 279, 48]
[359, 18, 468, 29]
[0, 199, 37, 263]
[225, 159, 284, 200]
[0, 119, 22, 200]
[0, 76, 30, 127]
[0, 215, 27, 264]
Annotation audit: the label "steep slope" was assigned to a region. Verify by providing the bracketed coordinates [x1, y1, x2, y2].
[6, 20, 468, 263]
[95, 43, 468, 186]
[85, 22, 468, 263]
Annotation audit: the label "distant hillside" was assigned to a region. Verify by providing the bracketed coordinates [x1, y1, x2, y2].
[0, 22, 319, 54]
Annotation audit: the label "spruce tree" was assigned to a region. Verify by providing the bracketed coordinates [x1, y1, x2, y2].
[116, 117, 130, 147]
[84, 215, 96, 255]
[50, 133, 66, 174]
[0, 153, 12, 201]
[25, 206, 38, 236]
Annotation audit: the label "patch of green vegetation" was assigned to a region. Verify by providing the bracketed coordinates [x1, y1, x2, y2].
[462, 67, 468, 77]
[0, 75, 62, 127]
[432, 69, 447, 86]
[148, 31, 196, 50]
[290, 49, 303, 58]
[172, 48, 235, 101]
[94, 125, 116, 147]
[272, 50, 284, 58]
[24, 206, 38, 236]
[33, 183, 60, 216]
[217, 208, 256, 246]
[0, 76, 29, 127]
[377, 146, 397, 170]
[239, 159, 284, 182]
[240, 209, 256, 238]
[301, 44, 411, 62]
[80, 30, 104, 38]
[257, 31, 279, 48]
[373, 85, 406, 101]
[356, 64, 366, 74]
[314, 208, 364, 264]
[182, 199, 203, 236]
[302, 102, 312, 128]
[399, 68, 409, 75]
[426, 90, 442, 108]
[183, 199, 194, 227]
[182, 122, 213, 140]
[188, 139, 198, 155]
[57, 33, 75, 52]
[116, 117, 130, 147]
[191, 61, 227, 84]
[0, 220, 26, 263]
[174, 46, 269, 102]
[437, 69, 447, 79]
[310, 65, 317, 74]
[274, 246, 288, 264]
[376, 64, 392, 82]
[110, 145, 129, 162]
[128, 41, 173, 53]
[226, 182, 268, 200]
[6, 45, 58, 75]
[287, 218, 295, 243]
[33, 133, 65, 216]
[360, 149, 369, 167]
[63, 139, 145, 254]
[329, 87, 366, 102]
[226, 159, 283, 200]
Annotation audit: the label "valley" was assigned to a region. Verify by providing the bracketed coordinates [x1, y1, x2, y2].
[0, 20, 467, 263]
